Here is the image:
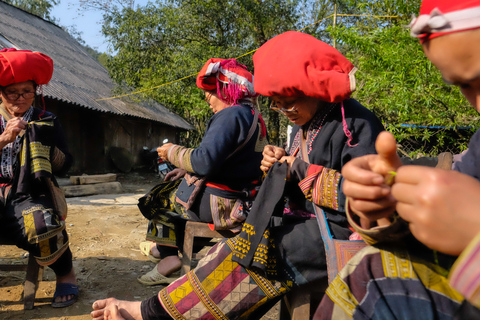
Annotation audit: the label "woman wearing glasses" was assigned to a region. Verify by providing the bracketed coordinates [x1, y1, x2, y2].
[137, 58, 268, 286]
[91, 31, 383, 320]
[0, 49, 77, 308]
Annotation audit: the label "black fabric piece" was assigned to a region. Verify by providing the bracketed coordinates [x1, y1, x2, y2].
[156, 245, 178, 259]
[454, 300, 480, 319]
[271, 217, 327, 285]
[137, 180, 181, 220]
[232, 161, 288, 269]
[49, 247, 73, 277]
[141, 295, 173, 320]
[14, 116, 55, 196]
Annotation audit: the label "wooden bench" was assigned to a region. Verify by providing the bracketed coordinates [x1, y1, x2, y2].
[180, 221, 235, 276]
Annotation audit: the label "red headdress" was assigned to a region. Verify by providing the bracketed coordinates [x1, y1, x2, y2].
[253, 31, 358, 146]
[253, 31, 357, 103]
[197, 58, 266, 138]
[197, 58, 257, 106]
[410, 0, 480, 43]
[0, 48, 53, 86]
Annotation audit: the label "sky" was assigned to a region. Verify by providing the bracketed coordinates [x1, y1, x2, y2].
[51, 0, 151, 53]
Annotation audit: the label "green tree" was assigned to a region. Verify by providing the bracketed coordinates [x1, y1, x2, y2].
[3, 0, 59, 21]
[79, 0, 299, 147]
[319, 1, 477, 156]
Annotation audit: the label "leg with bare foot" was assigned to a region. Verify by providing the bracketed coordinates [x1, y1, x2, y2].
[91, 298, 143, 320]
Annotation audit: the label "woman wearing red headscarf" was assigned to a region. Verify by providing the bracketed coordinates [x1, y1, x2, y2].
[316, 0, 480, 319]
[137, 58, 268, 285]
[91, 31, 385, 320]
[0, 49, 77, 307]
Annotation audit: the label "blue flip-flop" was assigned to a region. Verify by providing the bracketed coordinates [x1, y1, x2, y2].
[51, 283, 79, 308]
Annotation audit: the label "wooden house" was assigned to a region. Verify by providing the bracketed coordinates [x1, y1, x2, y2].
[0, 1, 193, 174]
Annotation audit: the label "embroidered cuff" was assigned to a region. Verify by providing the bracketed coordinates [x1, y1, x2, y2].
[166, 144, 194, 173]
[299, 166, 342, 211]
[449, 232, 480, 309]
[346, 198, 410, 245]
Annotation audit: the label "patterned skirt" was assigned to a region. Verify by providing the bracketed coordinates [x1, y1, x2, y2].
[315, 237, 464, 319]
[159, 237, 291, 319]
[1, 191, 69, 266]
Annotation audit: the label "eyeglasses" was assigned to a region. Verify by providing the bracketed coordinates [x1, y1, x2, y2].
[204, 92, 213, 104]
[269, 99, 298, 114]
[3, 91, 35, 101]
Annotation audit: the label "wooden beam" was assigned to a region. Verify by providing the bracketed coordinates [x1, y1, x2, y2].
[69, 173, 117, 185]
[61, 181, 123, 197]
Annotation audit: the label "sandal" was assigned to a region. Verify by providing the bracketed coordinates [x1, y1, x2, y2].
[137, 266, 175, 286]
[51, 283, 79, 308]
[139, 241, 161, 264]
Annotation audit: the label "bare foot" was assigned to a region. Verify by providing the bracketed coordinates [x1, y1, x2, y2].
[156, 255, 181, 276]
[91, 298, 143, 320]
[54, 268, 78, 304]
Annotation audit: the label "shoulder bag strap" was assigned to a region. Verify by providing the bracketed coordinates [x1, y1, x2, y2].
[226, 108, 259, 160]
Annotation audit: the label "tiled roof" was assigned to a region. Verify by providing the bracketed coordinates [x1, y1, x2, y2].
[0, 1, 193, 130]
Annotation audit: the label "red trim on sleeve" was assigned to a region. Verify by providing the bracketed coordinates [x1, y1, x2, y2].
[307, 164, 324, 176]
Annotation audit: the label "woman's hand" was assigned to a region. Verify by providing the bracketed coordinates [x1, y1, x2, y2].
[278, 155, 296, 180]
[260, 145, 286, 172]
[157, 143, 173, 161]
[342, 131, 402, 227]
[0, 117, 27, 147]
[164, 168, 187, 181]
[393, 167, 480, 256]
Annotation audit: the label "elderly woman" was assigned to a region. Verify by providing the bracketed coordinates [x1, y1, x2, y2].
[137, 58, 268, 285]
[0, 49, 77, 307]
[91, 31, 384, 320]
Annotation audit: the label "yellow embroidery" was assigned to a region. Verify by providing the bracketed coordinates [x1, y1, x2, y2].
[31, 158, 52, 174]
[233, 223, 255, 259]
[326, 276, 360, 317]
[30, 141, 50, 159]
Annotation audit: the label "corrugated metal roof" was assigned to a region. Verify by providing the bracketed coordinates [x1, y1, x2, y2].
[0, 2, 193, 130]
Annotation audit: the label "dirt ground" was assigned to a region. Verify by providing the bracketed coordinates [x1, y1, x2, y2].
[0, 171, 279, 320]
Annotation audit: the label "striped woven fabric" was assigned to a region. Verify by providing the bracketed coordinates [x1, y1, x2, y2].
[159, 237, 291, 319]
[317, 239, 464, 319]
[449, 232, 480, 309]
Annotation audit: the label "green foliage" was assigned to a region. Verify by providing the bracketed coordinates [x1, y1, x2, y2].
[3, 0, 58, 21]
[73, 0, 478, 154]
[330, 22, 477, 155]
[89, 0, 299, 147]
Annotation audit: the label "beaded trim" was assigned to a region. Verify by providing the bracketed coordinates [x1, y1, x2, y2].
[288, 103, 338, 158]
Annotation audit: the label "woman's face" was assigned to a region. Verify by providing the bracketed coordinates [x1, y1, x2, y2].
[271, 95, 322, 126]
[423, 29, 480, 111]
[204, 90, 229, 114]
[1, 80, 36, 117]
